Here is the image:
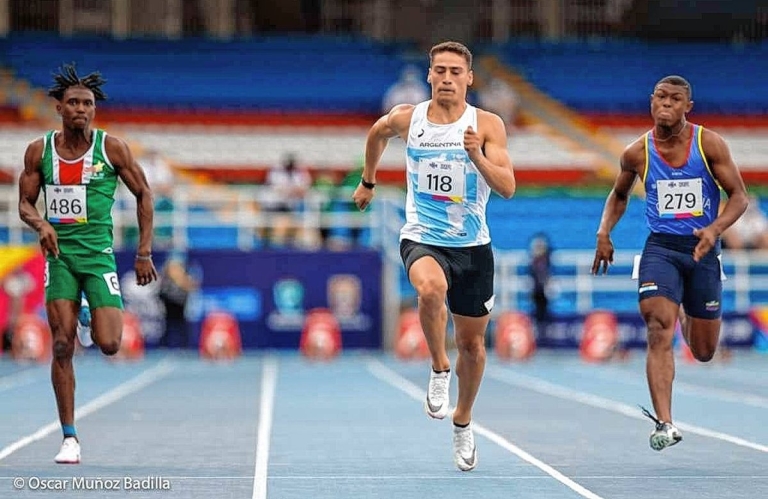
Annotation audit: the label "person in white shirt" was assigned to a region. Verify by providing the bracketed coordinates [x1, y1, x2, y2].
[382, 65, 430, 114]
[263, 153, 313, 247]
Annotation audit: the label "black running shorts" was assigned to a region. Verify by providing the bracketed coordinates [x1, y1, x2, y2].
[400, 238, 495, 317]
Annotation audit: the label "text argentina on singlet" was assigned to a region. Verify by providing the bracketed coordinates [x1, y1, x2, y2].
[419, 141, 463, 148]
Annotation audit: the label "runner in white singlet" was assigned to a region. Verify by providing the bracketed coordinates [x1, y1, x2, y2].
[352, 41, 516, 472]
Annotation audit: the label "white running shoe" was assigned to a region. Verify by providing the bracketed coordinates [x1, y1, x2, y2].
[453, 423, 477, 471]
[424, 369, 450, 419]
[77, 298, 93, 348]
[649, 422, 683, 451]
[641, 405, 682, 451]
[54, 437, 81, 464]
[76, 322, 93, 348]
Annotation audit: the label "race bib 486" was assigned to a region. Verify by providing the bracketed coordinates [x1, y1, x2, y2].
[45, 185, 88, 223]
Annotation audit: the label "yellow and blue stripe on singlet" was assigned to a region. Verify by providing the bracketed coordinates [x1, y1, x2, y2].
[643, 124, 721, 236]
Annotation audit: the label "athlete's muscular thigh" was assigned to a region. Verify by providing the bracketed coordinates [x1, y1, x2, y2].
[91, 307, 123, 355]
[637, 245, 684, 306]
[681, 253, 722, 361]
[78, 253, 124, 309]
[640, 296, 679, 350]
[447, 244, 494, 318]
[640, 296, 679, 330]
[400, 239, 450, 303]
[452, 313, 490, 349]
[682, 252, 722, 320]
[409, 256, 449, 304]
[684, 316, 720, 362]
[45, 257, 80, 303]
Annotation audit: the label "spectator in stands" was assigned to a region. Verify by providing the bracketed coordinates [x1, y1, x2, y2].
[158, 250, 199, 349]
[262, 153, 313, 248]
[120, 268, 165, 346]
[329, 158, 367, 250]
[123, 148, 175, 249]
[140, 148, 174, 194]
[477, 77, 519, 132]
[528, 233, 552, 335]
[381, 65, 430, 113]
[591, 75, 748, 453]
[144, 149, 176, 247]
[311, 171, 339, 249]
[721, 195, 768, 250]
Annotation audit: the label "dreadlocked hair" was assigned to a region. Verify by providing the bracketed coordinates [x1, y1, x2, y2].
[48, 63, 108, 102]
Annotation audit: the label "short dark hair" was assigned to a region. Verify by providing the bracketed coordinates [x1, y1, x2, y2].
[429, 41, 472, 69]
[655, 75, 692, 99]
[48, 62, 107, 102]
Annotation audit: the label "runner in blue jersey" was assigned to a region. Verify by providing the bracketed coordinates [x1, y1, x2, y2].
[353, 41, 516, 471]
[591, 76, 749, 451]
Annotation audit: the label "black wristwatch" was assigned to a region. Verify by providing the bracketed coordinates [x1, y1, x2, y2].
[361, 179, 376, 190]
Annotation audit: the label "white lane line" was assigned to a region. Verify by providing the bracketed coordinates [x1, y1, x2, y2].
[487, 366, 768, 453]
[563, 364, 768, 409]
[367, 359, 606, 499]
[252, 356, 278, 499]
[0, 359, 176, 461]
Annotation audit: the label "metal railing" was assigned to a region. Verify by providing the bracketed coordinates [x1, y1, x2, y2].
[4, 185, 768, 348]
[494, 249, 768, 315]
[375, 194, 768, 333]
[0, 184, 376, 251]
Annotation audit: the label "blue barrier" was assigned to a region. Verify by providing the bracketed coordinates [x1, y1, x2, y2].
[115, 249, 382, 350]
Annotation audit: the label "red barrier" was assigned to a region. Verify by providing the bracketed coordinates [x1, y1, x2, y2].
[112, 312, 145, 361]
[394, 308, 430, 361]
[11, 314, 51, 363]
[580, 311, 619, 363]
[300, 308, 342, 361]
[494, 312, 536, 361]
[199, 311, 242, 361]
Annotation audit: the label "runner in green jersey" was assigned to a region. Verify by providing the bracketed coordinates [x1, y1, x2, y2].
[18, 63, 158, 464]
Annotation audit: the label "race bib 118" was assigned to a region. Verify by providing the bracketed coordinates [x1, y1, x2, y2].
[417, 159, 465, 202]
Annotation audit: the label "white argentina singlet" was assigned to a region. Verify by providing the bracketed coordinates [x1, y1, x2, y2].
[399, 100, 491, 247]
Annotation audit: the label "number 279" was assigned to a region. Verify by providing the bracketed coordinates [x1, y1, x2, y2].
[663, 192, 696, 210]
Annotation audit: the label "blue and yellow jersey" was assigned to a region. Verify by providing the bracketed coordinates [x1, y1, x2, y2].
[643, 124, 721, 235]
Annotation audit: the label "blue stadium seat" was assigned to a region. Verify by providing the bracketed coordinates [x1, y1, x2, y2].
[493, 40, 768, 114]
[187, 226, 239, 249]
[0, 33, 421, 112]
[6, 35, 766, 113]
[486, 194, 648, 251]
